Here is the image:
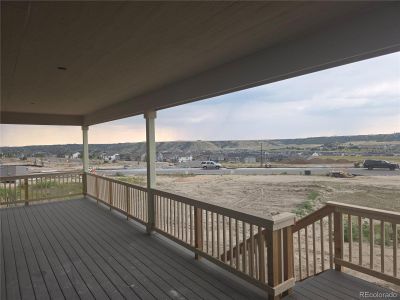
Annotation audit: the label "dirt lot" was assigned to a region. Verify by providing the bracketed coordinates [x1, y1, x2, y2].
[153, 174, 400, 217]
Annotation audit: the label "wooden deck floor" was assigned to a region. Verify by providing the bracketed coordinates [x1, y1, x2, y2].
[2, 198, 397, 300]
[1, 198, 265, 300]
[286, 269, 398, 300]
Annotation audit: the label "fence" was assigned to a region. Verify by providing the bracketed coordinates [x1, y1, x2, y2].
[0, 172, 83, 206]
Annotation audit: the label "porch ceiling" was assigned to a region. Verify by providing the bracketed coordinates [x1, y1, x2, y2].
[1, 1, 400, 126]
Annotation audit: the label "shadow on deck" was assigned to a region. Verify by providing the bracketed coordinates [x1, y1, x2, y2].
[1, 198, 265, 300]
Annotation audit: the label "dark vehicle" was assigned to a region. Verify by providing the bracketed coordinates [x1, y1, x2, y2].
[363, 160, 399, 170]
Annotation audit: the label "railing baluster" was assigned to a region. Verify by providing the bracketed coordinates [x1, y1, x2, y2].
[320, 219, 324, 271]
[242, 222, 247, 274]
[223, 216, 227, 262]
[229, 217, 233, 267]
[349, 214, 352, 262]
[217, 214, 220, 259]
[305, 226, 309, 277]
[298, 230, 302, 280]
[126, 186, 129, 220]
[249, 224, 254, 277]
[190, 205, 193, 246]
[329, 213, 333, 269]
[258, 226, 266, 282]
[370, 218, 374, 269]
[236, 220, 240, 270]
[206, 210, 209, 253]
[312, 223, 316, 275]
[181, 201, 184, 241]
[359, 216, 363, 266]
[211, 212, 215, 257]
[381, 220, 385, 273]
[393, 223, 397, 278]
[178, 201, 181, 239]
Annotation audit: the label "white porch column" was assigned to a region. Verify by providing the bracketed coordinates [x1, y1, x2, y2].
[145, 111, 156, 233]
[82, 125, 89, 172]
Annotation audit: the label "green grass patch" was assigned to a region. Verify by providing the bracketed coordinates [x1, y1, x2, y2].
[293, 191, 319, 218]
[115, 175, 146, 186]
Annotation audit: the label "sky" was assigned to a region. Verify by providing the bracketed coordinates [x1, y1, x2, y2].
[1, 52, 399, 147]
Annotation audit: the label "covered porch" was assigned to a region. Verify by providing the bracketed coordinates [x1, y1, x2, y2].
[1, 1, 400, 299]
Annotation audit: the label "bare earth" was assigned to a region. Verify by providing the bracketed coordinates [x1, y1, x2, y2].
[155, 174, 400, 216]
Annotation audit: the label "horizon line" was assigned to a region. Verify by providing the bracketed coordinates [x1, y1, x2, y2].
[1, 132, 399, 148]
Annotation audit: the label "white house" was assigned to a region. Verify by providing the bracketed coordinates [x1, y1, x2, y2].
[71, 152, 81, 159]
[104, 153, 120, 163]
[178, 155, 193, 163]
[244, 156, 256, 163]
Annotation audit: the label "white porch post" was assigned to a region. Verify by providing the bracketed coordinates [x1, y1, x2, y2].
[82, 125, 89, 172]
[145, 111, 156, 233]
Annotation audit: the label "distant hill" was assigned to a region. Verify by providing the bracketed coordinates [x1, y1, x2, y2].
[1, 133, 399, 157]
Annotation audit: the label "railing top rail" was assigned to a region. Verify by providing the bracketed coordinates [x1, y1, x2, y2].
[292, 205, 334, 233]
[327, 201, 400, 223]
[152, 188, 295, 230]
[0, 171, 83, 181]
[87, 173, 147, 192]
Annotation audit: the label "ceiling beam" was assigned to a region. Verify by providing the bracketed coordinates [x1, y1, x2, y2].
[0, 112, 83, 126]
[83, 3, 400, 125]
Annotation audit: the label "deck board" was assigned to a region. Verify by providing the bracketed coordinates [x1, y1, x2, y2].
[1, 199, 265, 300]
[286, 269, 398, 300]
[18, 205, 83, 300]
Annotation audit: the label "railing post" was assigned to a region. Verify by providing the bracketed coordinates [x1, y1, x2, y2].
[266, 228, 281, 300]
[109, 180, 113, 210]
[82, 173, 87, 198]
[194, 207, 203, 260]
[24, 178, 29, 206]
[266, 213, 295, 300]
[283, 226, 294, 296]
[334, 210, 343, 271]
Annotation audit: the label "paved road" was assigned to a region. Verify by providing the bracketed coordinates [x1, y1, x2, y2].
[99, 167, 400, 176]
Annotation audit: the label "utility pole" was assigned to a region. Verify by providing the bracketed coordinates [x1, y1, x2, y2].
[260, 142, 263, 167]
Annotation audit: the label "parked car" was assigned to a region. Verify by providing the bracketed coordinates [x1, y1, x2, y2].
[363, 159, 399, 170]
[201, 161, 222, 169]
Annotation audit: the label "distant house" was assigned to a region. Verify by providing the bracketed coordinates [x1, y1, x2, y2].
[178, 156, 193, 163]
[311, 152, 320, 157]
[103, 153, 120, 163]
[157, 152, 164, 162]
[71, 152, 81, 159]
[244, 157, 256, 163]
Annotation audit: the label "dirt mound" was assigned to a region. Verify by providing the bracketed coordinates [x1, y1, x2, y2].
[285, 158, 352, 164]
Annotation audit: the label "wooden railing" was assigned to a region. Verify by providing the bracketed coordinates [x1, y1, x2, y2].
[86, 173, 148, 225]
[6, 173, 397, 297]
[84, 174, 296, 298]
[152, 188, 296, 299]
[0, 172, 83, 206]
[293, 201, 400, 286]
